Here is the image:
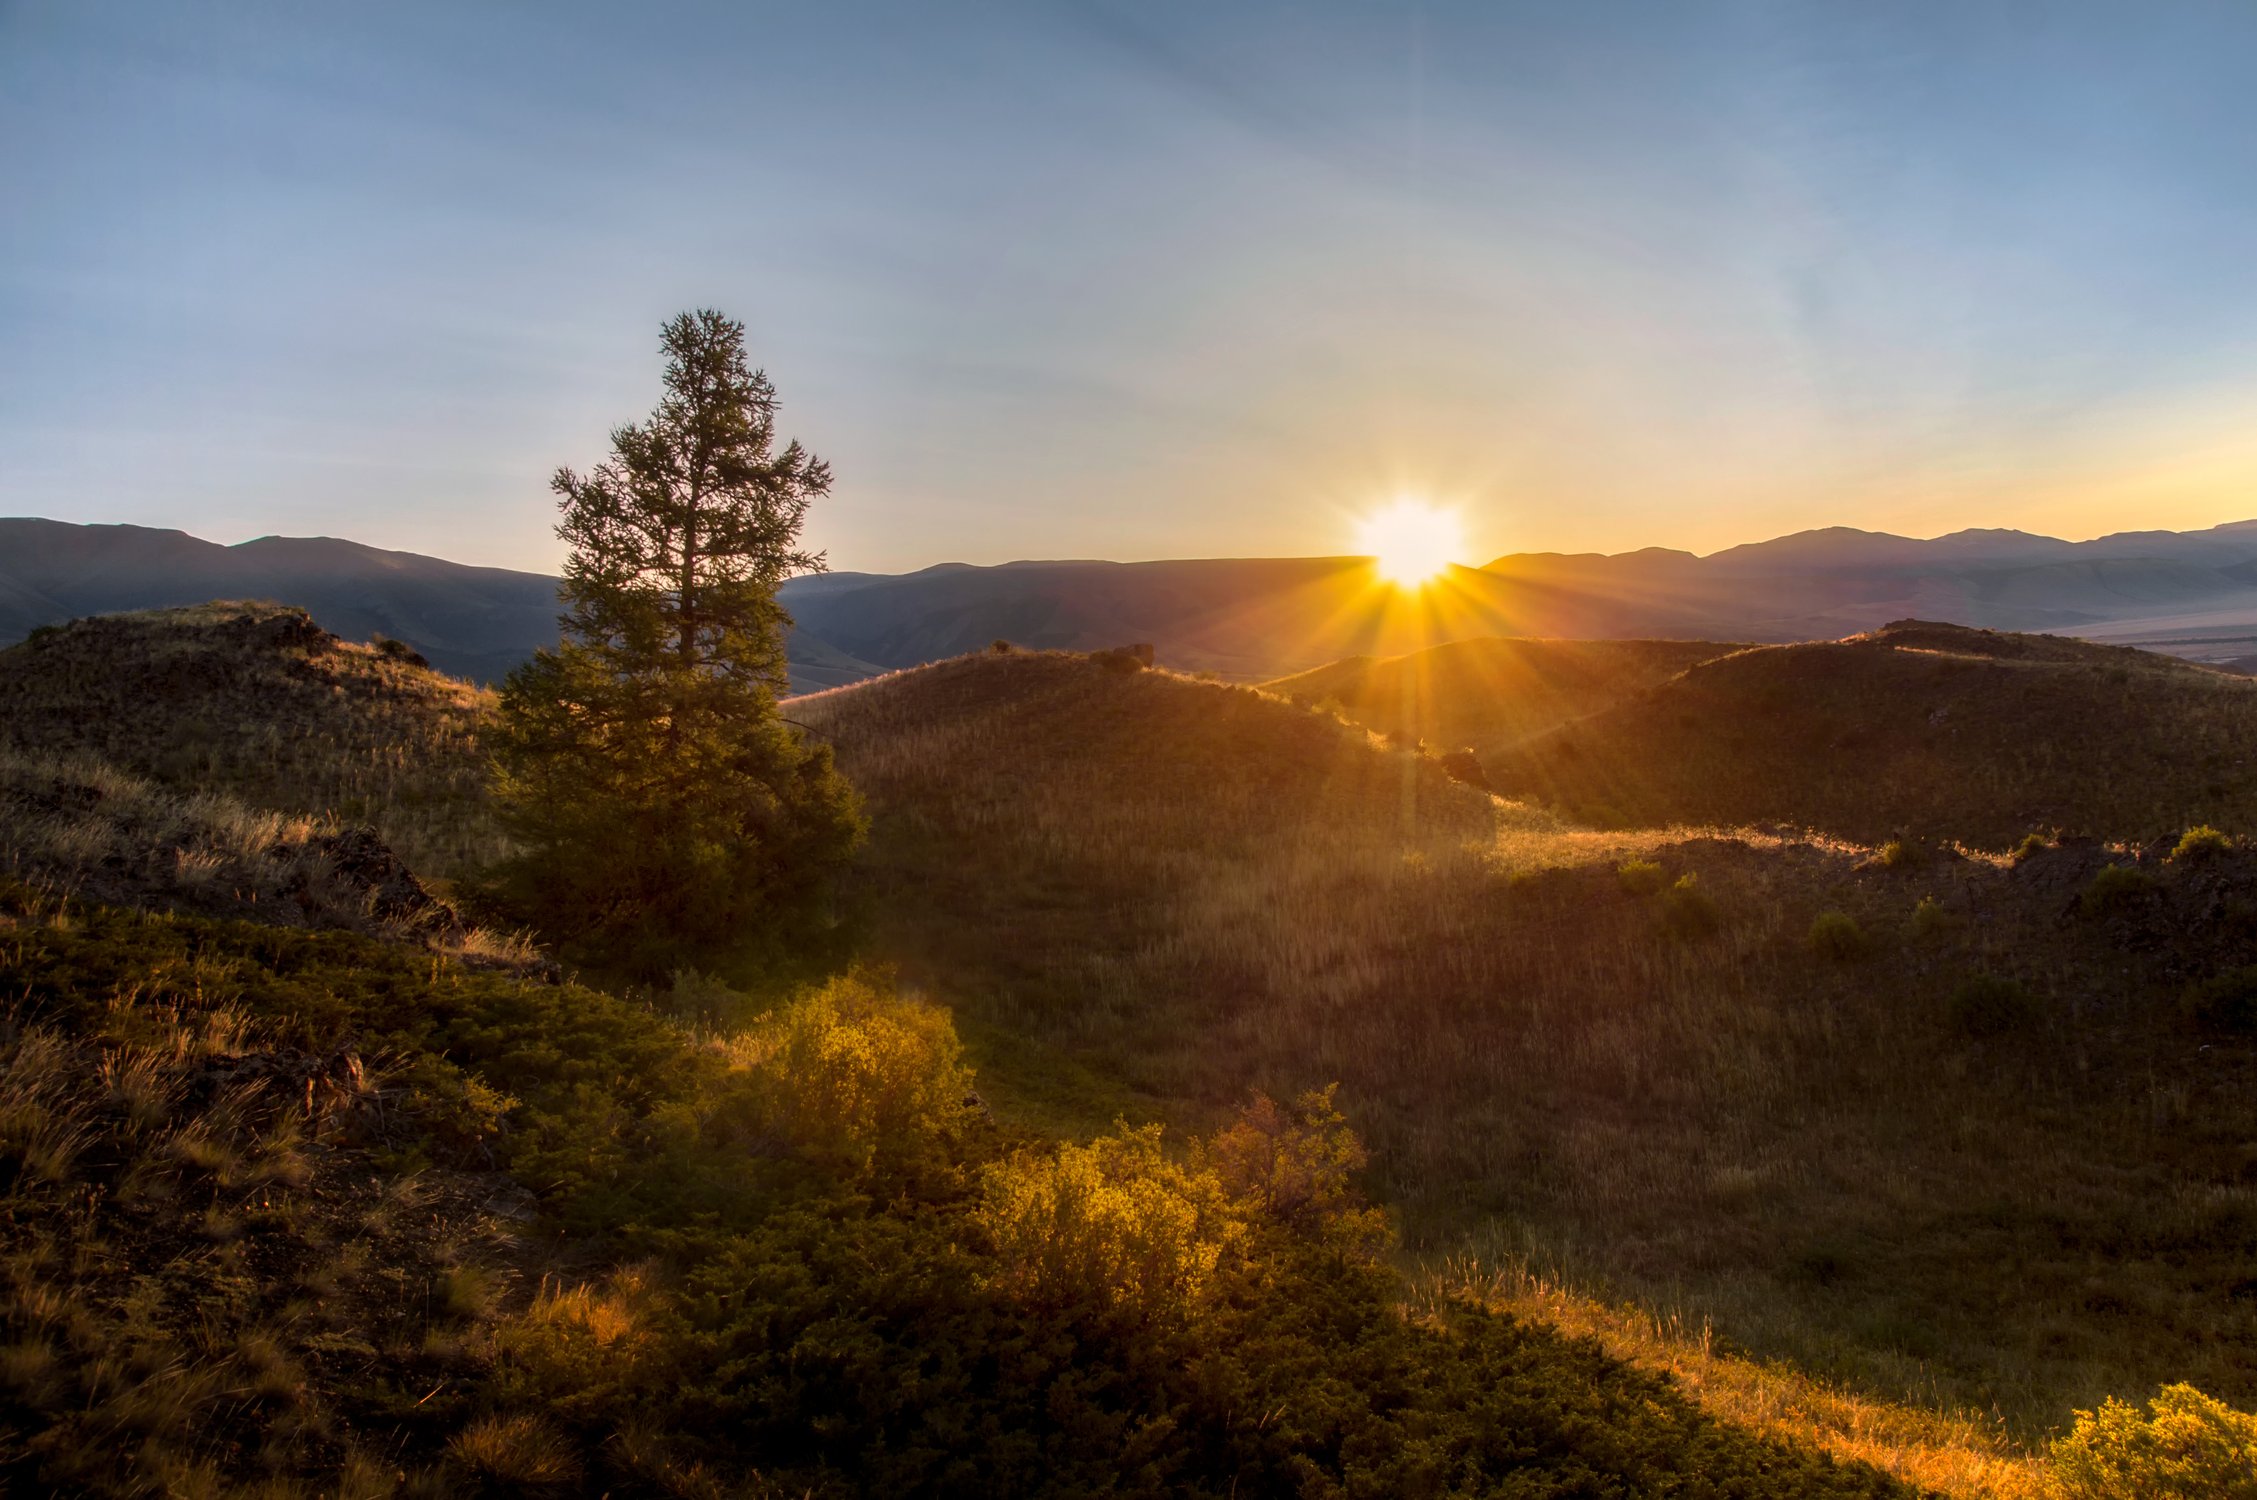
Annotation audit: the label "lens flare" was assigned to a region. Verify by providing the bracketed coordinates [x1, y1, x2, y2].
[1355, 500, 1463, 588]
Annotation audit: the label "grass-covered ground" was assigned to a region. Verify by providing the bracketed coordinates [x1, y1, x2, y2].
[9, 609, 2255, 1495]
[0, 884, 1907, 1496]
[1480, 620, 2257, 845]
[0, 604, 502, 876]
[794, 648, 2257, 1462]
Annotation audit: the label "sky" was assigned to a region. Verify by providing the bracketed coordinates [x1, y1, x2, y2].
[4, 1, 2256, 575]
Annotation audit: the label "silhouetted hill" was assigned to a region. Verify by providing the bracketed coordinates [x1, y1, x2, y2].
[1484, 620, 2257, 845]
[17, 516, 2257, 689]
[0, 518, 884, 690]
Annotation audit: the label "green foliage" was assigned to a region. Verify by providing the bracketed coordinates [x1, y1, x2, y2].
[1660, 872, 1721, 937]
[1908, 894, 1953, 940]
[489, 311, 864, 976]
[2183, 966, 2257, 1033]
[724, 974, 975, 1179]
[2172, 824, 2232, 864]
[1875, 839, 1919, 870]
[2080, 863, 2159, 919]
[1807, 909, 1872, 962]
[1617, 857, 1668, 896]
[1950, 974, 2038, 1038]
[1203, 1085, 1392, 1258]
[2010, 832, 2052, 864]
[976, 1123, 1244, 1321]
[2049, 1382, 2257, 1499]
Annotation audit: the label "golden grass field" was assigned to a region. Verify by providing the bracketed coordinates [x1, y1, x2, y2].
[794, 647, 2257, 1486]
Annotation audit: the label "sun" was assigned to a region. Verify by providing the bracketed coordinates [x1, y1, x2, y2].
[1355, 499, 1463, 588]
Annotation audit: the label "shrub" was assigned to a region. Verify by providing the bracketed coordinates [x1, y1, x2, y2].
[372, 634, 429, 667]
[1660, 873, 1721, 938]
[1093, 647, 1147, 674]
[1908, 895, 1952, 940]
[2010, 833, 2052, 865]
[989, 638, 1015, 653]
[1806, 910, 1870, 962]
[1617, 859, 1668, 897]
[725, 975, 974, 1176]
[975, 1124, 1244, 1321]
[2050, 1382, 2257, 1499]
[2081, 864, 2158, 918]
[1203, 1085, 1391, 1258]
[1874, 839, 1921, 870]
[2184, 967, 2257, 1033]
[2173, 825, 2232, 864]
[1950, 974, 2037, 1038]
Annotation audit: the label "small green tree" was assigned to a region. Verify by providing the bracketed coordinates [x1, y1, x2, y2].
[490, 310, 863, 973]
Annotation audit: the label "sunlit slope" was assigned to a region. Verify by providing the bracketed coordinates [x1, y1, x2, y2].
[795, 648, 2257, 1445]
[1485, 620, 2257, 846]
[0, 603, 498, 873]
[1266, 636, 1736, 759]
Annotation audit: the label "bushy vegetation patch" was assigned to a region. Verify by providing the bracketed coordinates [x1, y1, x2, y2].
[1617, 858, 1668, 896]
[1807, 910, 1872, 961]
[2049, 1382, 2257, 1499]
[0, 892, 1907, 1495]
[2172, 824, 2233, 864]
[2080, 863, 2159, 919]
[1659, 872, 1722, 938]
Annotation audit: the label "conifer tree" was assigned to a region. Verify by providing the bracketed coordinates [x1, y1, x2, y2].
[490, 310, 863, 972]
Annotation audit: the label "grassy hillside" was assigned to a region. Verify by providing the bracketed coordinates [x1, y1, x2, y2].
[1265, 636, 1736, 761]
[1482, 619, 2257, 846]
[0, 889, 1909, 1495]
[0, 603, 501, 876]
[794, 648, 2257, 1456]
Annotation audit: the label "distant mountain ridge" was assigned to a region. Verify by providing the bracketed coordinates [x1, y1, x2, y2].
[9, 515, 2257, 687]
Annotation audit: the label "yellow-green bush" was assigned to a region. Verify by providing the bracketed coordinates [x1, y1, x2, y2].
[2049, 1382, 2257, 1499]
[2173, 824, 2233, 864]
[976, 1124, 1244, 1320]
[724, 975, 973, 1175]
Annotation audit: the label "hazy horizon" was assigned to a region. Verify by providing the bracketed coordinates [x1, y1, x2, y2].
[8, 2, 2257, 574]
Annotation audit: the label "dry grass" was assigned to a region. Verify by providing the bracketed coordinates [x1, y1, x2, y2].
[1424, 1248, 2055, 1499]
[0, 974, 517, 1493]
[794, 648, 2257, 1456]
[1486, 619, 2257, 845]
[0, 602, 503, 875]
[1265, 634, 1736, 759]
[0, 748, 522, 953]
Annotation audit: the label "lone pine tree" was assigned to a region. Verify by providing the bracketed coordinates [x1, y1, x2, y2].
[491, 310, 863, 972]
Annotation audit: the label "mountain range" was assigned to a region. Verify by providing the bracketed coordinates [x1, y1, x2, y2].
[9, 515, 2257, 688]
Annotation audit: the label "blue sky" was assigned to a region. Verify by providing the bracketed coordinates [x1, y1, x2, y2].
[4, 1, 2255, 573]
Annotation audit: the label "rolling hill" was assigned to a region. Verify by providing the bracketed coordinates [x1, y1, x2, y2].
[793, 647, 2257, 1467]
[0, 602, 500, 875]
[1481, 619, 2257, 847]
[1264, 636, 1740, 761]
